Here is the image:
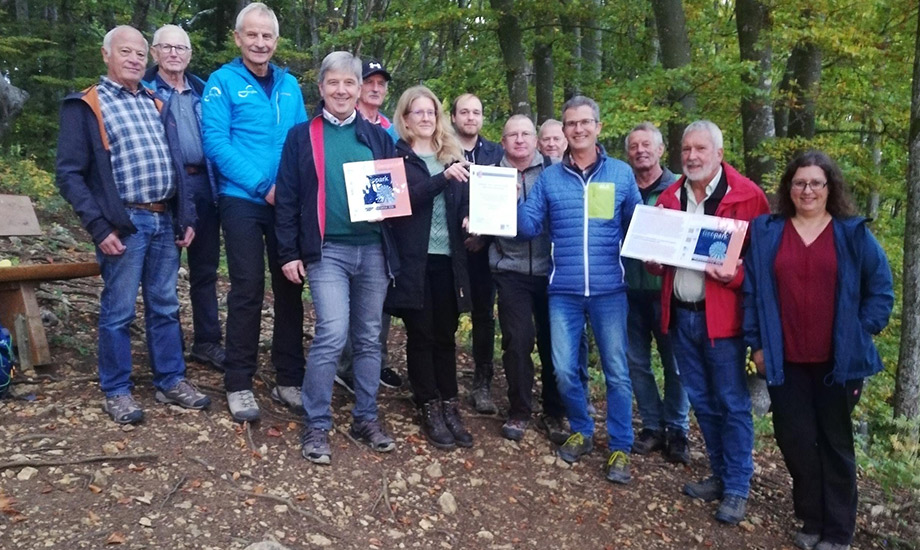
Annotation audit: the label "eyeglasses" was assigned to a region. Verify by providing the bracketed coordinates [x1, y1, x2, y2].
[408, 109, 436, 119]
[791, 179, 828, 191]
[153, 44, 191, 54]
[563, 118, 597, 130]
[502, 131, 535, 140]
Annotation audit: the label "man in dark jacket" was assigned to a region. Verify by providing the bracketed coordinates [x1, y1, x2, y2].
[450, 92, 503, 414]
[623, 122, 690, 463]
[275, 51, 398, 465]
[55, 25, 210, 424]
[142, 24, 224, 371]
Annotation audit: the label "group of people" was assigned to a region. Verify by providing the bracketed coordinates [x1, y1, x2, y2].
[54, 4, 894, 550]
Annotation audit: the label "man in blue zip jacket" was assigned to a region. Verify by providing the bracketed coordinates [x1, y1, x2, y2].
[143, 24, 224, 372]
[202, 2, 307, 422]
[517, 96, 641, 484]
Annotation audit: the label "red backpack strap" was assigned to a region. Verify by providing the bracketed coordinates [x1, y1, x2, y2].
[309, 116, 326, 239]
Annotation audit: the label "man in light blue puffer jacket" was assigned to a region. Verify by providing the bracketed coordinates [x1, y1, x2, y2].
[201, 2, 308, 423]
[517, 96, 641, 485]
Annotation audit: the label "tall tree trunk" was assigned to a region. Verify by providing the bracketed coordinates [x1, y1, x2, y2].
[651, 0, 695, 173]
[15, 0, 28, 21]
[581, 0, 602, 81]
[533, 40, 555, 123]
[735, 0, 775, 185]
[785, 41, 821, 139]
[561, 11, 580, 100]
[895, 6, 920, 424]
[130, 0, 151, 30]
[491, 0, 531, 116]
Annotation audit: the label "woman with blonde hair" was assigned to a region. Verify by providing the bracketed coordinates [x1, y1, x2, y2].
[384, 86, 474, 449]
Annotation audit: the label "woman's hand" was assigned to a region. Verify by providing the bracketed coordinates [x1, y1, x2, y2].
[282, 260, 305, 284]
[444, 161, 471, 182]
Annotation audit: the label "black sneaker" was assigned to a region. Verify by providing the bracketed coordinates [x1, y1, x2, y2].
[537, 414, 570, 446]
[379, 367, 402, 389]
[188, 342, 225, 372]
[501, 418, 528, 441]
[714, 494, 747, 525]
[632, 428, 665, 455]
[334, 374, 355, 395]
[665, 429, 690, 464]
[683, 475, 724, 502]
[349, 419, 396, 452]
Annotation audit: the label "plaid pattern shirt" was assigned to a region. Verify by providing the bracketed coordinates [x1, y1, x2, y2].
[97, 77, 176, 203]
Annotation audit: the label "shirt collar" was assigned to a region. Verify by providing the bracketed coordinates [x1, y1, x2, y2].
[99, 76, 144, 96]
[322, 108, 357, 126]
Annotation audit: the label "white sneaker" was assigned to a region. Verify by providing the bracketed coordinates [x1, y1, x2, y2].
[270, 385, 305, 414]
[226, 390, 260, 422]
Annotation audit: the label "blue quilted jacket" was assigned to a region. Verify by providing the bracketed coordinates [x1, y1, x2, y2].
[517, 148, 641, 296]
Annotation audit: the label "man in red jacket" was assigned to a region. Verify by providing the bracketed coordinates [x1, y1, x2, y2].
[652, 120, 769, 525]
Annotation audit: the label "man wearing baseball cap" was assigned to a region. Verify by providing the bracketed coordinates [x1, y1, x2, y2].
[357, 59, 398, 140]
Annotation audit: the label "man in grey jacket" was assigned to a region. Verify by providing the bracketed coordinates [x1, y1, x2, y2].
[490, 115, 567, 444]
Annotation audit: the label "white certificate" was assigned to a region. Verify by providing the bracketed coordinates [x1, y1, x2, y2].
[468, 164, 518, 237]
[621, 204, 749, 272]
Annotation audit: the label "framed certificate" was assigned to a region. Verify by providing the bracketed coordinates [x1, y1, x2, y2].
[342, 158, 412, 222]
[621, 204, 749, 272]
[468, 164, 518, 237]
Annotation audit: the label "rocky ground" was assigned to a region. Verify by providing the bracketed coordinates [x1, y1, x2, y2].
[0, 209, 918, 550]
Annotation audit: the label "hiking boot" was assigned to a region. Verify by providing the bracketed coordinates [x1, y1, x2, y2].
[537, 414, 570, 446]
[557, 432, 593, 463]
[349, 419, 396, 453]
[468, 386, 497, 414]
[814, 542, 850, 550]
[421, 400, 455, 450]
[632, 428, 665, 455]
[501, 418, 528, 441]
[665, 429, 690, 464]
[226, 389, 260, 422]
[794, 531, 821, 550]
[270, 385, 305, 414]
[714, 494, 747, 525]
[334, 373, 356, 395]
[379, 367, 402, 389]
[683, 475, 724, 502]
[301, 427, 331, 464]
[155, 379, 211, 410]
[188, 342, 225, 371]
[604, 450, 631, 484]
[442, 398, 474, 447]
[103, 394, 144, 424]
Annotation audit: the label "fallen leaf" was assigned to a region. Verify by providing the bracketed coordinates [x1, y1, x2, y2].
[88, 485, 103, 494]
[106, 532, 126, 545]
[267, 427, 283, 437]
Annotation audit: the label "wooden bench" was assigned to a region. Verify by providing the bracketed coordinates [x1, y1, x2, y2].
[0, 194, 100, 369]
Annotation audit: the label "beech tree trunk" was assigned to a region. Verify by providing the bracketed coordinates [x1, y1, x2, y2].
[651, 0, 695, 173]
[895, 5, 920, 424]
[534, 40, 554, 123]
[784, 42, 822, 139]
[491, 0, 531, 115]
[735, 0, 774, 186]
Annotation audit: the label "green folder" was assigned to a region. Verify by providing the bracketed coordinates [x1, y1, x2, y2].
[588, 182, 616, 219]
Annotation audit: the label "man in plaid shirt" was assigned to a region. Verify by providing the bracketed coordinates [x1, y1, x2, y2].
[56, 25, 210, 424]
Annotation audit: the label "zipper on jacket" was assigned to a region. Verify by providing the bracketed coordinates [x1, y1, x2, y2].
[582, 175, 591, 297]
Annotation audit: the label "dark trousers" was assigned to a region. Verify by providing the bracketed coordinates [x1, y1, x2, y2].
[494, 271, 565, 419]
[186, 174, 221, 345]
[768, 361, 863, 545]
[402, 255, 460, 403]
[467, 248, 496, 374]
[220, 197, 305, 392]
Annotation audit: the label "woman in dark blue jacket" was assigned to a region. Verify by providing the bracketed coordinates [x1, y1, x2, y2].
[385, 86, 474, 450]
[742, 151, 893, 550]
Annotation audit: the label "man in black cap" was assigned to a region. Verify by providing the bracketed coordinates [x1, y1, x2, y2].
[334, 58, 402, 395]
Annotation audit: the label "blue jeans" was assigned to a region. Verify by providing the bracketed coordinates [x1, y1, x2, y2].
[303, 242, 389, 430]
[549, 292, 633, 451]
[670, 308, 754, 498]
[96, 210, 185, 397]
[626, 291, 689, 433]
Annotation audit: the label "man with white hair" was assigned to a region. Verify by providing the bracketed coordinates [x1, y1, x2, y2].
[202, 3, 307, 422]
[142, 25, 224, 372]
[651, 120, 769, 525]
[56, 25, 209, 423]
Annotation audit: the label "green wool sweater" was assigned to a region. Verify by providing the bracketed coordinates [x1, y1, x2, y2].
[323, 121, 381, 245]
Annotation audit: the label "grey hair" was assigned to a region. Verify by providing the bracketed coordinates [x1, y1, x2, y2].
[318, 51, 362, 85]
[152, 24, 190, 48]
[625, 121, 664, 153]
[538, 119, 562, 136]
[235, 2, 279, 36]
[561, 96, 600, 124]
[102, 25, 148, 54]
[682, 120, 723, 150]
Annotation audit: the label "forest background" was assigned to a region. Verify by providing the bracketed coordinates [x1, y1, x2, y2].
[1, 0, 919, 494]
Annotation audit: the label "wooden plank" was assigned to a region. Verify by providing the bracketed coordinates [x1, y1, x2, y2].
[0, 195, 42, 236]
[0, 281, 51, 366]
[0, 262, 100, 283]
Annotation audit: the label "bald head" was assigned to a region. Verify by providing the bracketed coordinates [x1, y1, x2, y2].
[501, 115, 537, 168]
[538, 119, 565, 160]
